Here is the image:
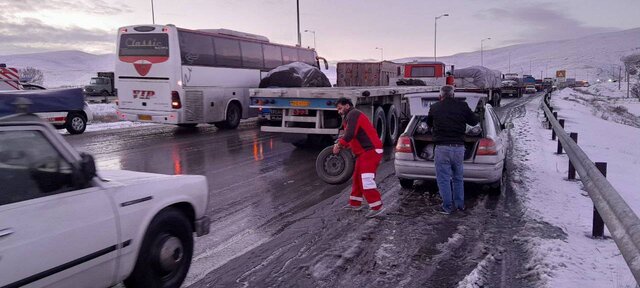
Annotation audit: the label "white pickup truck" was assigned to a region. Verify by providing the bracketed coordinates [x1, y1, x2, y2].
[0, 113, 210, 287]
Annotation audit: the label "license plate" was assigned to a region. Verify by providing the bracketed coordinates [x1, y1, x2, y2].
[138, 114, 152, 121]
[290, 100, 310, 107]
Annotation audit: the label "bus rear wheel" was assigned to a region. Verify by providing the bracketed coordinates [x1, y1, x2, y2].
[215, 102, 241, 130]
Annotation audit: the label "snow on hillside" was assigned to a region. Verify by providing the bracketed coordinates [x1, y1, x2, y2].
[0, 50, 113, 88]
[0, 28, 638, 88]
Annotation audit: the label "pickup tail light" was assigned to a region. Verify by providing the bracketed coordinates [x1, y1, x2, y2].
[171, 91, 182, 109]
[477, 138, 497, 155]
[395, 135, 413, 153]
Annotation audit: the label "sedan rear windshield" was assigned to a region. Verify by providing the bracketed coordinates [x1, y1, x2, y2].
[119, 33, 169, 57]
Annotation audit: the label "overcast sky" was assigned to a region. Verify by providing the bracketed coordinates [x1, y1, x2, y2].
[0, 0, 638, 60]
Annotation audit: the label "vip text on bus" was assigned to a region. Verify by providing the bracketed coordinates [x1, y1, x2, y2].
[115, 24, 324, 129]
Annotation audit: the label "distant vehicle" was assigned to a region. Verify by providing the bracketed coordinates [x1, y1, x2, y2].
[398, 61, 448, 86]
[115, 24, 327, 129]
[0, 113, 210, 288]
[525, 85, 537, 94]
[337, 61, 402, 87]
[1, 64, 93, 134]
[83, 72, 116, 97]
[394, 92, 510, 193]
[451, 66, 502, 107]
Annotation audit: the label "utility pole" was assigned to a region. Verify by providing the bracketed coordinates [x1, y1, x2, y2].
[375, 47, 383, 61]
[508, 53, 511, 73]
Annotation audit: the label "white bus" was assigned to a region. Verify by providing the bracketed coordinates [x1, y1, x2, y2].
[115, 24, 326, 129]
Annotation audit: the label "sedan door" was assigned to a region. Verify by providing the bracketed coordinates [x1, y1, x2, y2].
[0, 127, 119, 288]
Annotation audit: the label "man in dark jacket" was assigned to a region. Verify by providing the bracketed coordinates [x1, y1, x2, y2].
[333, 97, 385, 218]
[427, 85, 479, 214]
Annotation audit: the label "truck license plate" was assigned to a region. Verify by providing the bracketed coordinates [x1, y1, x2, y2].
[290, 100, 310, 107]
[138, 114, 152, 121]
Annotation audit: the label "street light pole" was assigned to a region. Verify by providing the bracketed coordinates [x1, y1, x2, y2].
[480, 37, 491, 66]
[375, 47, 383, 61]
[304, 30, 316, 50]
[296, 0, 301, 46]
[151, 0, 155, 24]
[434, 13, 449, 62]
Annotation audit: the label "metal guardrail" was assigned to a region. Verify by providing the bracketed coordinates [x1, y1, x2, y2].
[542, 92, 640, 284]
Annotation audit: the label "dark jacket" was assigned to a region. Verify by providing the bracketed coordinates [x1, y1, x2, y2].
[427, 97, 479, 145]
[338, 108, 383, 156]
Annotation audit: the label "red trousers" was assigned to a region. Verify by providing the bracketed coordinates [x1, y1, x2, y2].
[349, 149, 383, 210]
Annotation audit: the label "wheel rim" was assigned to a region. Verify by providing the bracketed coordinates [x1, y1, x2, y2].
[155, 234, 184, 274]
[323, 154, 345, 176]
[71, 117, 85, 131]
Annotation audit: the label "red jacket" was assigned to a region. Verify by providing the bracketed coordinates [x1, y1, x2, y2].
[338, 108, 382, 156]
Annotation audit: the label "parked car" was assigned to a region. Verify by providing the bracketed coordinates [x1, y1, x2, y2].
[394, 92, 510, 193]
[0, 113, 210, 288]
[525, 85, 537, 94]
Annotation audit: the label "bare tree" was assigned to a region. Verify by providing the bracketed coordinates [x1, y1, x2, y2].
[19, 67, 45, 85]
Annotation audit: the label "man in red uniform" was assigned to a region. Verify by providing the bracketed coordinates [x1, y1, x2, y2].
[333, 97, 385, 218]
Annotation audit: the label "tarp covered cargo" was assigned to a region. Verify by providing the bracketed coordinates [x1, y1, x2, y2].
[452, 66, 502, 89]
[259, 62, 331, 88]
[0, 88, 84, 116]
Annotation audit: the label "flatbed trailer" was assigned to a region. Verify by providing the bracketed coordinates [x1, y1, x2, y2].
[250, 86, 440, 146]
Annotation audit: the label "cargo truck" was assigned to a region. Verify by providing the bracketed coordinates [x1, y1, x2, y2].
[337, 61, 403, 87]
[83, 72, 116, 102]
[449, 66, 502, 107]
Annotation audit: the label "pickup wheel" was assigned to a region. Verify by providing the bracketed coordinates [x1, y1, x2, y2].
[373, 107, 386, 145]
[65, 113, 86, 134]
[316, 145, 354, 185]
[124, 208, 193, 288]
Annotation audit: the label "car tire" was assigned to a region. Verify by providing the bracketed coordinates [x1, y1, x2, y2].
[215, 102, 242, 130]
[373, 106, 386, 145]
[124, 208, 193, 288]
[316, 145, 354, 185]
[385, 105, 400, 146]
[399, 178, 414, 189]
[65, 112, 86, 134]
[490, 165, 507, 195]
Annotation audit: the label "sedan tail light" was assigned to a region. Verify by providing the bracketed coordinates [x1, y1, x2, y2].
[395, 135, 413, 153]
[476, 138, 497, 155]
[171, 91, 182, 109]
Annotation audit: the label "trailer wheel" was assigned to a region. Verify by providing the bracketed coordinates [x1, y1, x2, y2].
[373, 107, 386, 145]
[315, 145, 354, 185]
[385, 105, 400, 146]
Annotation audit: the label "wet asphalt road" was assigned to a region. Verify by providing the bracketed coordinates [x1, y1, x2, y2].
[65, 94, 550, 288]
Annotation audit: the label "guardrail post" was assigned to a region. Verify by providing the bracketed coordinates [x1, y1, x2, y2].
[551, 113, 559, 139]
[556, 119, 565, 153]
[568, 132, 578, 180]
[592, 162, 607, 238]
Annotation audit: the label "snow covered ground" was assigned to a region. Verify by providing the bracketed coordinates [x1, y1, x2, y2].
[510, 82, 639, 287]
[73, 82, 640, 287]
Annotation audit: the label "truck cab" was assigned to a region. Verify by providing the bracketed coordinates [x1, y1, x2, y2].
[83, 72, 115, 97]
[394, 61, 447, 86]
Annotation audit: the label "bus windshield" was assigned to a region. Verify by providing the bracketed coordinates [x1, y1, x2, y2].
[119, 33, 169, 57]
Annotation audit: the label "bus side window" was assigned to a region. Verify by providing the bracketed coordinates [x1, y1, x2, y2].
[178, 31, 215, 66]
[281, 47, 298, 65]
[263, 45, 283, 70]
[298, 50, 316, 67]
[213, 37, 242, 67]
[240, 41, 264, 69]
